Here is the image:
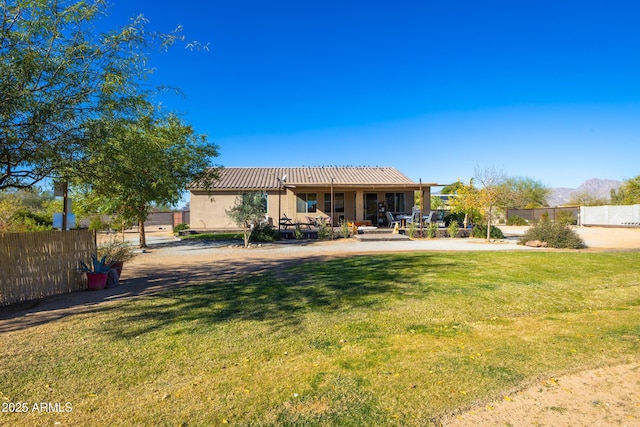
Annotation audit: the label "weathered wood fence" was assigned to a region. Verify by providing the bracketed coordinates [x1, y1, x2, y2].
[0, 230, 95, 306]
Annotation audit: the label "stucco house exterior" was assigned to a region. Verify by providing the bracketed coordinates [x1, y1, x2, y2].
[189, 166, 435, 230]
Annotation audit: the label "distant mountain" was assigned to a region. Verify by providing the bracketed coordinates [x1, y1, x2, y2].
[548, 178, 622, 207]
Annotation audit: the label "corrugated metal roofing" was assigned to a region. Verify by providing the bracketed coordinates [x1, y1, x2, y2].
[191, 166, 418, 190]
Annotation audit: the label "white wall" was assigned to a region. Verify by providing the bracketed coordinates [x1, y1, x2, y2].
[580, 204, 640, 226]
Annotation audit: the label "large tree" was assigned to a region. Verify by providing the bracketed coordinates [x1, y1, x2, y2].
[611, 175, 640, 205]
[76, 108, 219, 247]
[500, 177, 550, 209]
[0, 0, 182, 190]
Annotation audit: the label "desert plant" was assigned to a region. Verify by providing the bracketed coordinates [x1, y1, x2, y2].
[407, 221, 417, 238]
[472, 224, 505, 239]
[317, 221, 333, 240]
[518, 218, 585, 249]
[340, 220, 350, 238]
[97, 236, 136, 263]
[447, 220, 459, 238]
[506, 215, 528, 226]
[79, 255, 110, 274]
[426, 222, 437, 238]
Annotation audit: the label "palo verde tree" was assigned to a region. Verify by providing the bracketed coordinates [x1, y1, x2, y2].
[76, 107, 219, 248]
[226, 192, 267, 248]
[0, 0, 186, 190]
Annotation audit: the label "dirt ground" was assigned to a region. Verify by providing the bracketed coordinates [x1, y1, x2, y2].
[1, 226, 639, 426]
[441, 363, 640, 426]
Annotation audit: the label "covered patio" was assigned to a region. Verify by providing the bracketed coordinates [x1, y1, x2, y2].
[189, 166, 441, 232]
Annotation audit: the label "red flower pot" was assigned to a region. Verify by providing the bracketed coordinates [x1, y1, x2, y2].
[87, 272, 108, 291]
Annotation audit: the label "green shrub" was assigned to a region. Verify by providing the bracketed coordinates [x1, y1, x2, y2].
[426, 222, 437, 238]
[447, 220, 459, 238]
[556, 211, 577, 226]
[472, 224, 505, 239]
[294, 224, 304, 240]
[317, 221, 333, 240]
[444, 211, 465, 227]
[506, 215, 528, 226]
[174, 223, 190, 233]
[14, 210, 52, 231]
[340, 220, 350, 238]
[407, 222, 417, 238]
[518, 218, 585, 249]
[250, 223, 280, 242]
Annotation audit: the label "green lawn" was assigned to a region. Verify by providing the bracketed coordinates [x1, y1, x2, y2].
[2, 251, 639, 426]
[179, 232, 243, 241]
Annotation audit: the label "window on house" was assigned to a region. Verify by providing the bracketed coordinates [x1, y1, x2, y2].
[324, 193, 344, 213]
[296, 193, 317, 213]
[385, 192, 405, 212]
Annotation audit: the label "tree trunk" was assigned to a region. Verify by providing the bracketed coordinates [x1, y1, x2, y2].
[138, 218, 147, 248]
[243, 222, 250, 247]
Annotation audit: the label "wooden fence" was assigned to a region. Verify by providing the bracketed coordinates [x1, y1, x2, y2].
[0, 230, 95, 306]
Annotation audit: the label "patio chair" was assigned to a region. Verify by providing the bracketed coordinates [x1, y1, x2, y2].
[425, 211, 446, 227]
[385, 211, 401, 228]
[306, 216, 319, 227]
[406, 206, 421, 225]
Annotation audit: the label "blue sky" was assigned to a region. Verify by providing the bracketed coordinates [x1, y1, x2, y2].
[103, 0, 639, 189]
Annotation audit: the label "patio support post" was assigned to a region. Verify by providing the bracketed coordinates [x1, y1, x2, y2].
[355, 190, 364, 222]
[277, 178, 282, 232]
[331, 177, 335, 238]
[277, 174, 287, 232]
[419, 178, 423, 236]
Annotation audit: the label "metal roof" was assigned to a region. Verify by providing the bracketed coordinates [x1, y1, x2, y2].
[190, 166, 419, 190]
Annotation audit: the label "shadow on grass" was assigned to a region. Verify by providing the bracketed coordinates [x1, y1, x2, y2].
[99, 254, 468, 339]
[0, 252, 481, 335]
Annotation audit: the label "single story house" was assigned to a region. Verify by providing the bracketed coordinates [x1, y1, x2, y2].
[189, 166, 437, 230]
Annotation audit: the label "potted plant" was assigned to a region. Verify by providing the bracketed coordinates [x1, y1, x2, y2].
[80, 255, 111, 291]
[97, 236, 136, 278]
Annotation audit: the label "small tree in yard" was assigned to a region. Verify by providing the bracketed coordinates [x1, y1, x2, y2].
[474, 165, 507, 241]
[227, 192, 267, 247]
[75, 111, 219, 248]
